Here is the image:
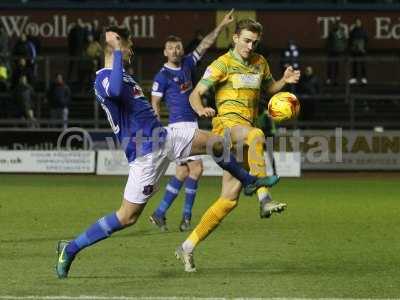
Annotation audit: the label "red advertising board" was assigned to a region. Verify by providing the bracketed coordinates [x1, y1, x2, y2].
[1, 10, 399, 49]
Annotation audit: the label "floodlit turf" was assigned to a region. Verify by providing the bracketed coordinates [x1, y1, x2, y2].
[1, 174, 400, 298]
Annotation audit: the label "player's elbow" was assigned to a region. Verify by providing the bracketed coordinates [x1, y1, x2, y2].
[188, 92, 196, 108]
[189, 89, 200, 106]
[267, 86, 278, 96]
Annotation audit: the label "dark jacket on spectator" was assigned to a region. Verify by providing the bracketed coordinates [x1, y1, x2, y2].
[68, 24, 88, 56]
[349, 26, 368, 54]
[298, 73, 320, 95]
[47, 81, 71, 109]
[327, 23, 347, 54]
[0, 27, 9, 55]
[14, 80, 35, 115]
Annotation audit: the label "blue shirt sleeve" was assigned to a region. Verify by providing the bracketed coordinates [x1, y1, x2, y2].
[151, 72, 167, 98]
[108, 50, 123, 98]
[184, 52, 201, 72]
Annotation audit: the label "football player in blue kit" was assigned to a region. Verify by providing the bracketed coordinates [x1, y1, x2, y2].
[149, 10, 234, 232]
[55, 26, 279, 279]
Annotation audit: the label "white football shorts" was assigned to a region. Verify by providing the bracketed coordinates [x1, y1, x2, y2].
[169, 121, 202, 165]
[123, 125, 196, 204]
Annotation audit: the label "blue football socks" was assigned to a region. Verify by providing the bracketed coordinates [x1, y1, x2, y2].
[183, 177, 198, 220]
[154, 176, 183, 218]
[216, 153, 256, 186]
[66, 212, 123, 257]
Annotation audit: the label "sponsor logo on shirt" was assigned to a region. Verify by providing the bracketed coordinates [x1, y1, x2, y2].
[231, 74, 261, 89]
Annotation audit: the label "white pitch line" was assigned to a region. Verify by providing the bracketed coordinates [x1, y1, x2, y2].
[1, 297, 400, 300]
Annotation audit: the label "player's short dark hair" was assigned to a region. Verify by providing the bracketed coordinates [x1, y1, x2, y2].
[164, 35, 183, 45]
[235, 18, 263, 35]
[100, 26, 131, 49]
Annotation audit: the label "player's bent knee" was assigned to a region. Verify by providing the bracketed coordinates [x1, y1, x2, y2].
[212, 141, 224, 157]
[220, 189, 241, 201]
[189, 163, 203, 179]
[176, 166, 189, 180]
[117, 201, 145, 227]
[118, 213, 139, 227]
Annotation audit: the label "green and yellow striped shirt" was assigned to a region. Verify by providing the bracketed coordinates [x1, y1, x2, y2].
[201, 49, 273, 124]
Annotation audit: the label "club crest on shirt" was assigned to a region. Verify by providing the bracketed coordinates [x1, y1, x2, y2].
[180, 81, 193, 93]
[143, 185, 154, 196]
[132, 85, 144, 98]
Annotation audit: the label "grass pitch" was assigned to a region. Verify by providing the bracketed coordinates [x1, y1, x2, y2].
[1, 173, 400, 298]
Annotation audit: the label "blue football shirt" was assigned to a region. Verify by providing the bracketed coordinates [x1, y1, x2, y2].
[151, 51, 201, 124]
[94, 51, 166, 163]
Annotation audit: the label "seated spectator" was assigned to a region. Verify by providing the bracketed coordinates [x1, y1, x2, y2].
[47, 73, 71, 129]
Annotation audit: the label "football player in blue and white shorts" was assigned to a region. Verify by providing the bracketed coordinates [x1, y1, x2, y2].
[149, 10, 234, 232]
[55, 26, 279, 279]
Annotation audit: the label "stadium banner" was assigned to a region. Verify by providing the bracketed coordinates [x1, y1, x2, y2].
[0, 129, 115, 151]
[96, 150, 301, 177]
[278, 129, 400, 170]
[0, 151, 95, 173]
[1, 10, 399, 49]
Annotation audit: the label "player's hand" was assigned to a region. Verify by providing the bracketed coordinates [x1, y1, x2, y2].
[106, 31, 122, 51]
[283, 66, 301, 84]
[197, 107, 216, 118]
[220, 9, 235, 27]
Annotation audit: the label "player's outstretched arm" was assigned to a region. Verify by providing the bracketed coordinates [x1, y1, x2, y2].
[189, 82, 215, 118]
[194, 9, 234, 57]
[266, 66, 301, 95]
[106, 31, 123, 97]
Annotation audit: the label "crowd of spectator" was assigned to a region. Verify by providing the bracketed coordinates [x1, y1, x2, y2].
[326, 19, 368, 86]
[0, 16, 373, 126]
[0, 18, 104, 127]
[0, 29, 41, 126]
